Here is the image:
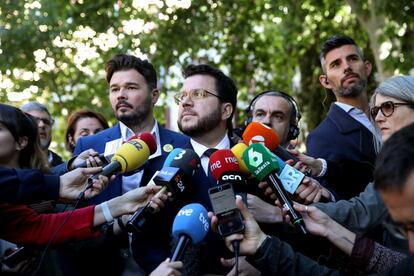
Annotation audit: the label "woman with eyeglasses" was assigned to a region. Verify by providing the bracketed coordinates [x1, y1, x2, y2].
[297, 76, 414, 272]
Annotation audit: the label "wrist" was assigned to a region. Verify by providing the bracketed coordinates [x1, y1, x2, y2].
[255, 231, 268, 254]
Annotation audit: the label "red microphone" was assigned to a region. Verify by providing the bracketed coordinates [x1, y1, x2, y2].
[209, 149, 240, 181]
[209, 149, 247, 202]
[135, 132, 157, 155]
[242, 122, 280, 151]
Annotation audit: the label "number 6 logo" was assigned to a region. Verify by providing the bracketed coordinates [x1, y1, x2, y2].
[248, 148, 263, 167]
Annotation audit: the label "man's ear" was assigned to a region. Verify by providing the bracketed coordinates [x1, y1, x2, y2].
[151, 88, 160, 105]
[364, 60, 372, 76]
[16, 136, 28, 151]
[221, 103, 233, 120]
[319, 75, 332, 89]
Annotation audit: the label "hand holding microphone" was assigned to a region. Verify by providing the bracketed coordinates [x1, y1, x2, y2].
[242, 143, 307, 234]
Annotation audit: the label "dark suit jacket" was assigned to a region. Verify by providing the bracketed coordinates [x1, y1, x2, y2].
[68, 123, 189, 275]
[132, 139, 234, 275]
[306, 103, 376, 199]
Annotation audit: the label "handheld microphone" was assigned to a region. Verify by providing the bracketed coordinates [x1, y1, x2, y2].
[209, 149, 248, 201]
[86, 138, 150, 189]
[242, 143, 307, 234]
[230, 143, 250, 175]
[74, 132, 157, 169]
[170, 203, 209, 262]
[126, 149, 200, 233]
[242, 122, 301, 164]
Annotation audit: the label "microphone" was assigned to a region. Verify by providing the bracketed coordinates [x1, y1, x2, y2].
[126, 149, 201, 233]
[74, 132, 157, 169]
[209, 149, 248, 201]
[170, 203, 209, 262]
[242, 122, 300, 164]
[86, 138, 150, 187]
[242, 143, 307, 234]
[230, 143, 250, 175]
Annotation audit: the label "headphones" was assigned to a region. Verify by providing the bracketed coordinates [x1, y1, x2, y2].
[244, 90, 302, 140]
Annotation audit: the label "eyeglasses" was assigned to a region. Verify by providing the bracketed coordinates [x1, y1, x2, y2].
[174, 89, 223, 104]
[32, 116, 54, 127]
[370, 101, 414, 119]
[382, 219, 414, 240]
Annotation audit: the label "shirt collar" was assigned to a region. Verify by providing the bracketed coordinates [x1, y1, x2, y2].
[335, 102, 358, 113]
[119, 120, 162, 159]
[190, 133, 230, 158]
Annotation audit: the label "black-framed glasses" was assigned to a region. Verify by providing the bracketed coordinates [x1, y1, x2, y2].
[370, 101, 414, 119]
[174, 88, 223, 104]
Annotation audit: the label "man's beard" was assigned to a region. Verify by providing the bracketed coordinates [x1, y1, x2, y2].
[116, 97, 152, 127]
[335, 78, 367, 97]
[178, 108, 222, 137]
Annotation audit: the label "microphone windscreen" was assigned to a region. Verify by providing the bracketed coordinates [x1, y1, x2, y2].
[242, 122, 280, 151]
[209, 149, 240, 181]
[172, 203, 209, 244]
[231, 143, 250, 175]
[169, 149, 200, 177]
[242, 143, 280, 181]
[112, 139, 150, 173]
[136, 132, 157, 155]
[163, 148, 184, 167]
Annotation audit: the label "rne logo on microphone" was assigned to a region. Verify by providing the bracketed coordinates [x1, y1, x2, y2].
[224, 156, 238, 164]
[178, 208, 193, 216]
[199, 213, 209, 232]
[210, 160, 221, 171]
[249, 135, 265, 145]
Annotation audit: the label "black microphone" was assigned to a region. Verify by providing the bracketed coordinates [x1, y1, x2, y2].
[273, 146, 300, 164]
[243, 143, 307, 234]
[126, 149, 200, 233]
[74, 153, 110, 169]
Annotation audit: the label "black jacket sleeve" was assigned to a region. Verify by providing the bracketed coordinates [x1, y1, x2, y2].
[0, 167, 60, 203]
[247, 235, 340, 275]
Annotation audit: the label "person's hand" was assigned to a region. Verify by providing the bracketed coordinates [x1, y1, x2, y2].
[257, 181, 277, 200]
[292, 203, 333, 238]
[287, 149, 322, 177]
[69, 149, 103, 170]
[149, 258, 183, 276]
[293, 176, 323, 204]
[114, 185, 167, 215]
[221, 256, 260, 276]
[59, 167, 109, 200]
[209, 196, 267, 256]
[247, 194, 282, 224]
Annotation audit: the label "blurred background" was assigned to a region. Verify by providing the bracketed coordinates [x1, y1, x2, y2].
[1, 0, 413, 159]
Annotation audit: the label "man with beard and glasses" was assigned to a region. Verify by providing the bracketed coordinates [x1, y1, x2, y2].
[161, 63, 244, 275]
[66, 54, 189, 276]
[306, 35, 380, 200]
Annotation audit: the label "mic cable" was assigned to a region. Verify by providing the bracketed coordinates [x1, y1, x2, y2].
[232, 239, 240, 276]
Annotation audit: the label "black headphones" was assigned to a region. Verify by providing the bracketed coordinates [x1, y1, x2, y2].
[244, 90, 302, 141]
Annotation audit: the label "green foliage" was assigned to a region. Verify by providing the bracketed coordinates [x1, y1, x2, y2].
[1, 0, 413, 157]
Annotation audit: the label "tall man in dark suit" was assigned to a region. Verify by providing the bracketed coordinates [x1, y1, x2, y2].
[306, 35, 379, 199]
[72, 54, 189, 275]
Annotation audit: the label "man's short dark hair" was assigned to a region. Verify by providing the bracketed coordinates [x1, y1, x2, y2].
[320, 35, 364, 71]
[105, 54, 157, 90]
[183, 64, 238, 132]
[374, 123, 414, 192]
